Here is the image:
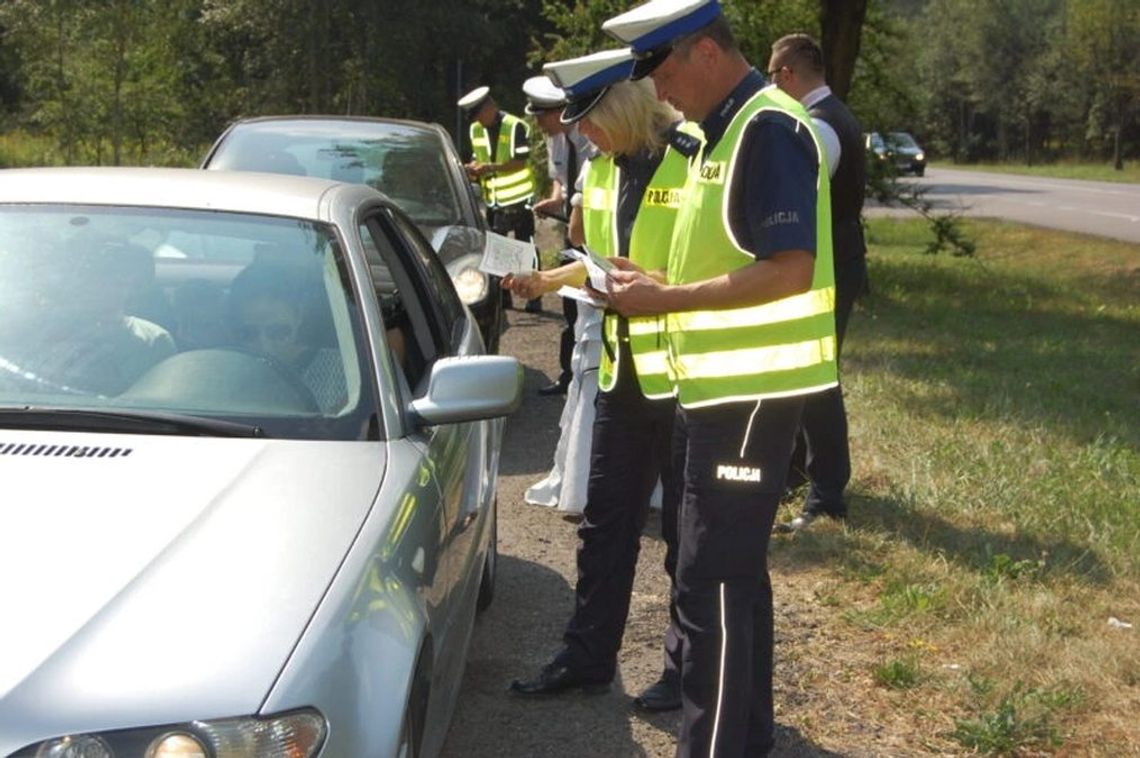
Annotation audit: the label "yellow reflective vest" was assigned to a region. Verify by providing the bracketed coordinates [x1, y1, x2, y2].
[469, 113, 536, 208]
[583, 124, 701, 399]
[665, 87, 838, 408]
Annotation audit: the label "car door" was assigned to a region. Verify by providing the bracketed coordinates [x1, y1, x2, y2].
[358, 208, 484, 682]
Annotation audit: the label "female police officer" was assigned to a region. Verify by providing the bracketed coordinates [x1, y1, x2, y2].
[503, 48, 701, 711]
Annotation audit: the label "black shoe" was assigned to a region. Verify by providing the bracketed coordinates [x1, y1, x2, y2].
[537, 381, 568, 396]
[774, 507, 846, 534]
[525, 298, 543, 313]
[509, 662, 610, 696]
[633, 674, 682, 712]
[774, 512, 817, 534]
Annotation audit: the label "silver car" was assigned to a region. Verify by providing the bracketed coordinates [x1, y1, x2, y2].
[0, 168, 521, 758]
[201, 117, 505, 353]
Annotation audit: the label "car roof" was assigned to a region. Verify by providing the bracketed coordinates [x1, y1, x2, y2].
[0, 166, 383, 220]
[219, 115, 450, 142]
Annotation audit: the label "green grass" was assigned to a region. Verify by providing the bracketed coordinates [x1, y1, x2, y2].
[930, 160, 1140, 184]
[853, 218, 1139, 579]
[0, 129, 202, 168]
[873, 656, 925, 690]
[770, 217, 1140, 753]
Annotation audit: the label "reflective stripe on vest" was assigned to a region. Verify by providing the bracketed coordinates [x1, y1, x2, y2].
[665, 88, 837, 408]
[588, 126, 701, 398]
[469, 113, 535, 208]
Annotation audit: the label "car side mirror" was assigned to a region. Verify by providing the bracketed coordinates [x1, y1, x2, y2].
[409, 355, 522, 425]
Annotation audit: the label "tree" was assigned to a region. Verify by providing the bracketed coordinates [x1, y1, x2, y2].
[820, 0, 867, 100]
[1067, 0, 1140, 170]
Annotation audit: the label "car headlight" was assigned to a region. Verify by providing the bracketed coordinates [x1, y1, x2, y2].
[915, 152, 925, 162]
[16, 710, 326, 758]
[451, 265, 489, 305]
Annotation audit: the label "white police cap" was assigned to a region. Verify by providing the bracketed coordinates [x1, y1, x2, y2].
[457, 85, 491, 114]
[602, 0, 722, 79]
[543, 48, 635, 124]
[522, 75, 566, 115]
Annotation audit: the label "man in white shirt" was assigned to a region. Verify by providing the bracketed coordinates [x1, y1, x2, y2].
[767, 33, 868, 532]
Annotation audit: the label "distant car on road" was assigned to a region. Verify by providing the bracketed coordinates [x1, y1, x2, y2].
[0, 167, 521, 758]
[202, 116, 504, 352]
[867, 131, 927, 176]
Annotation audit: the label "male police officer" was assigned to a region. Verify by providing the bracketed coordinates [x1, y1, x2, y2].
[459, 85, 541, 312]
[767, 33, 867, 533]
[602, 1, 837, 755]
[522, 75, 597, 394]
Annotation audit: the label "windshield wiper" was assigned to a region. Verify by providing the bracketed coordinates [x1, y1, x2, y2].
[0, 407, 265, 438]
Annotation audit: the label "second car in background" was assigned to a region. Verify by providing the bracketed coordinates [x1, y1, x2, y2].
[866, 131, 926, 177]
[202, 116, 504, 352]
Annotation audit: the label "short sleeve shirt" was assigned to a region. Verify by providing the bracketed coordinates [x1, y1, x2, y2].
[699, 70, 818, 261]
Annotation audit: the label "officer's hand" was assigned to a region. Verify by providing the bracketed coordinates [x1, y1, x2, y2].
[532, 198, 561, 217]
[502, 271, 548, 300]
[607, 257, 644, 274]
[605, 269, 666, 317]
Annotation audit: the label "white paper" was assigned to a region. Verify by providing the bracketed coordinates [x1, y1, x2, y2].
[556, 285, 606, 308]
[479, 232, 538, 277]
[565, 247, 612, 292]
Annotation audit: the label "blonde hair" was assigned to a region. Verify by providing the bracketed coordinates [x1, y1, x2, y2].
[586, 78, 681, 157]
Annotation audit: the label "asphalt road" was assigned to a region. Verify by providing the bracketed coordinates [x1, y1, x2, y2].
[865, 167, 1140, 244]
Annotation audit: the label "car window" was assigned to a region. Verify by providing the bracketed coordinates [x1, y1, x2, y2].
[385, 209, 467, 348]
[360, 213, 449, 392]
[0, 205, 376, 440]
[887, 132, 919, 149]
[208, 123, 464, 228]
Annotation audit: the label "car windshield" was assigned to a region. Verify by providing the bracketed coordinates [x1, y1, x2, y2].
[0, 205, 375, 440]
[209, 121, 464, 228]
[887, 132, 919, 149]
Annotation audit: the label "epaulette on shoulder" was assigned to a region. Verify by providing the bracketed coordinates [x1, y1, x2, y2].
[668, 126, 702, 159]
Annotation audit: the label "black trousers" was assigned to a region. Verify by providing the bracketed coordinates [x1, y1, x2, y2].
[673, 397, 804, 758]
[558, 297, 578, 387]
[561, 347, 678, 679]
[790, 254, 867, 515]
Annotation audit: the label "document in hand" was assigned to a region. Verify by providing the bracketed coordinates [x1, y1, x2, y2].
[565, 246, 613, 292]
[479, 232, 539, 277]
[556, 285, 606, 308]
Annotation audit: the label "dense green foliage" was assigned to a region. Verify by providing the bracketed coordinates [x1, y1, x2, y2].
[0, 0, 1136, 168]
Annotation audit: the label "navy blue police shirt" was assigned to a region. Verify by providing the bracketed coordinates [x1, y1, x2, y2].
[699, 69, 818, 260]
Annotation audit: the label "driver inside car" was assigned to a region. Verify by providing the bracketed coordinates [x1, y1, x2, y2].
[227, 262, 348, 414]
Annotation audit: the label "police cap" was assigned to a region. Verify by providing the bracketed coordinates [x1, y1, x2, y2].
[602, 0, 722, 79]
[457, 86, 492, 116]
[522, 76, 567, 115]
[543, 48, 635, 124]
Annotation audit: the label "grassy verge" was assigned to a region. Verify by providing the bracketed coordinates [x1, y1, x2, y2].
[0, 129, 202, 168]
[772, 218, 1140, 754]
[930, 160, 1140, 184]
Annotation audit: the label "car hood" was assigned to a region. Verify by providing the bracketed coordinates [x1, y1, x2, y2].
[426, 223, 484, 267]
[0, 431, 384, 744]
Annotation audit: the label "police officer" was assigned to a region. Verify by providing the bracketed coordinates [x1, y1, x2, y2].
[523, 75, 597, 395]
[458, 85, 542, 313]
[767, 33, 867, 532]
[505, 48, 700, 713]
[602, 1, 838, 755]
